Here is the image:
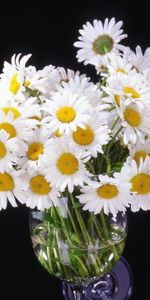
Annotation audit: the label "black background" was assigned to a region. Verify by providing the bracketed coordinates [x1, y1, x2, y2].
[0, 1, 150, 299]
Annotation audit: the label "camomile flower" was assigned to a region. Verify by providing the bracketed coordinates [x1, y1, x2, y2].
[71, 114, 110, 157]
[43, 90, 92, 135]
[0, 168, 26, 210]
[55, 72, 91, 94]
[128, 137, 150, 165]
[0, 130, 19, 172]
[118, 101, 150, 144]
[120, 157, 150, 212]
[0, 54, 31, 102]
[0, 97, 41, 121]
[55, 67, 86, 89]
[17, 128, 49, 173]
[103, 72, 150, 107]
[129, 46, 150, 72]
[0, 110, 35, 142]
[20, 170, 60, 211]
[25, 65, 59, 97]
[105, 51, 134, 76]
[55, 72, 108, 112]
[78, 173, 130, 216]
[74, 18, 127, 66]
[40, 137, 91, 193]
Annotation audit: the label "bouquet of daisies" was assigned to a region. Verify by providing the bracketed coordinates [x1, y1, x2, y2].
[1, 17, 150, 215]
[1, 16, 150, 282]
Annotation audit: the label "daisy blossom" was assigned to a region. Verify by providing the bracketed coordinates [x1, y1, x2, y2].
[118, 101, 150, 144]
[71, 114, 110, 157]
[0, 110, 36, 142]
[17, 128, 49, 173]
[0, 169, 26, 210]
[121, 157, 150, 212]
[78, 173, 130, 216]
[74, 18, 127, 66]
[0, 54, 31, 102]
[0, 97, 41, 121]
[128, 137, 150, 165]
[43, 90, 92, 135]
[103, 72, 150, 108]
[0, 130, 19, 172]
[20, 170, 60, 211]
[40, 137, 91, 193]
[129, 46, 150, 72]
[105, 51, 134, 76]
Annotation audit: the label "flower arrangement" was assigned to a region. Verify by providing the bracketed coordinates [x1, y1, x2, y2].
[1, 17, 150, 286]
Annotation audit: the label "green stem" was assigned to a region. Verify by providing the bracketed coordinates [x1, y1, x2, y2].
[87, 161, 96, 174]
[67, 207, 80, 239]
[111, 116, 120, 131]
[69, 193, 90, 244]
[99, 210, 109, 239]
[52, 206, 73, 245]
[106, 126, 123, 156]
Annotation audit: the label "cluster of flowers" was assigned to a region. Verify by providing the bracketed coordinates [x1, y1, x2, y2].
[1, 17, 150, 215]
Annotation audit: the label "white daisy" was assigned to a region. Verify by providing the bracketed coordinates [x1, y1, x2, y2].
[55, 72, 91, 94]
[0, 169, 26, 210]
[0, 97, 41, 121]
[78, 173, 130, 216]
[103, 72, 150, 107]
[0, 54, 31, 102]
[128, 137, 150, 165]
[129, 46, 150, 72]
[20, 170, 60, 211]
[74, 18, 127, 66]
[54, 72, 108, 112]
[0, 130, 19, 172]
[21, 170, 60, 211]
[121, 157, 150, 212]
[105, 51, 134, 76]
[17, 128, 49, 173]
[25, 65, 59, 97]
[0, 110, 36, 142]
[40, 137, 91, 193]
[118, 101, 150, 144]
[71, 114, 110, 157]
[43, 90, 92, 135]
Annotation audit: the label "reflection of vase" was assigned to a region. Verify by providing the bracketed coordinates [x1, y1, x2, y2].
[30, 195, 131, 299]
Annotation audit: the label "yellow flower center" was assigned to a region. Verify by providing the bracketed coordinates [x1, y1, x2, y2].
[9, 74, 20, 94]
[114, 95, 121, 107]
[93, 34, 114, 55]
[134, 151, 148, 165]
[0, 142, 6, 159]
[0, 173, 14, 191]
[0, 123, 16, 138]
[27, 143, 44, 160]
[117, 68, 126, 73]
[24, 80, 30, 87]
[97, 183, 118, 199]
[124, 108, 141, 127]
[123, 86, 140, 99]
[57, 152, 78, 175]
[56, 106, 76, 123]
[30, 175, 51, 195]
[73, 126, 94, 145]
[131, 173, 150, 194]
[54, 129, 63, 138]
[2, 107, 21, 119]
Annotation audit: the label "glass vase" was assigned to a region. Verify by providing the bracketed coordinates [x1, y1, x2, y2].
[29, 194, 132, 299]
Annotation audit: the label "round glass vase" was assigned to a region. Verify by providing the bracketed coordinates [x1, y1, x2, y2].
[29, 194, 130, 300]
